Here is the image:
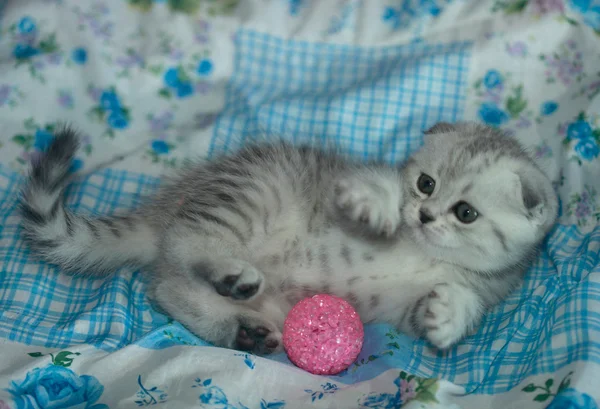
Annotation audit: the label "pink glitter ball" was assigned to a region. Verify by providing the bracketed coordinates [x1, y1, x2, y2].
[283, 294, 364, 375]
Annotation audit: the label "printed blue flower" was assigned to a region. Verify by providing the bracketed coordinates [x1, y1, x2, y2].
[71, 48, 87, 64]
[360, 392, 399, 408]
[382, 7, 398, 22]
[151, 140, 169, 155]
[545, 388, 598, 409]
[176, 82, 193, 98]
[483, 70, 503, 89]
[574, 138, 600, 161]
[289, 0, 303, 15]
[107, 111, 128, 129]
[567, 120, 592, 141]
[17, 16, 36, 34]
[197, 59, 213, 76]
[69, 158, 84, 173]
[34, 130, 54, 151]
[541, 101, 559, 116]
[13, 44, 39, 59]
[478, 102, 509, 127]
[99, 91, 121, 111]
[583, 6, 600, 31]
[8, 365, 107, 409]
[164, 68, 180, 87]
[569, 0, 591, 13]
[199, 386, 228, 406]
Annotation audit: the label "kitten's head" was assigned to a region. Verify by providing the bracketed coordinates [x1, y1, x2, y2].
[401, 122, 558, 273]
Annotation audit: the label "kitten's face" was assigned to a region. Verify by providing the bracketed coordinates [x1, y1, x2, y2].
[401, 123, 557, 272]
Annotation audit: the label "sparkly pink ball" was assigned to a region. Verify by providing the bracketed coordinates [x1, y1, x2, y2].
[283, 294, 364, 375]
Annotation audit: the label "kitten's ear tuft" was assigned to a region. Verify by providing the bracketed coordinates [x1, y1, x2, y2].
[424, 122, 456, 135]
[510, 169, 558, 230]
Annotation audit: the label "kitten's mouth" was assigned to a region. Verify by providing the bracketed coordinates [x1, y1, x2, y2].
[410, 225, 458, 250]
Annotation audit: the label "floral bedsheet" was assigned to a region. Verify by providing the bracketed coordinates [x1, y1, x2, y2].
[0, 0, 599, 408]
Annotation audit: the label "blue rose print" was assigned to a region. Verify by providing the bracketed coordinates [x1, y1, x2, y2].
[545, 388, 598, 409]
[289, 0, 303, 15]
[359, 392, 399, 408]
[69, 158, 84, 173]
[163, 67, 180, 87]
[568, 0, 600, 30]
[34, 130, 54, 151]
[199, 385, 229, 406]
[99, 91, 121, 111]
[197, 59, 213, 75]
[18, 16, 37, 34]
[162, 67, 194, 99]
[8, 365, 108, 409]
[71, 48, 88, 64]
[583, 6, 600, 30]
[569, 0, 590, 13]
[107, 111, 128, 129]
[478, 102, 509, 127]
[151, 140, 170, 155]
[176, 82, 193, 98]
[13, 44, 40, 59]
[574, 138, 600, 161]
[567, 120, 592, 140]
[541, 101, 559, 116]
[483, 69, 502, 89]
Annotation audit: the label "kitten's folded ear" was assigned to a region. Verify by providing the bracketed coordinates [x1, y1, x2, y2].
[511, 167, 559, 233]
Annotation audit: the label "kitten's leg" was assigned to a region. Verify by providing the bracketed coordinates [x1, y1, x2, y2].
[168, 228, 265, 301]
[333, 168, 403, 237]
[407, 283, 484, 349]
[152, 277, 282, 355]
[193, 258, 265, 300]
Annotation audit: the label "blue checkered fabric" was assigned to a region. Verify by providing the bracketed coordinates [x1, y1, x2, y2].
[211, 30, 470, 163]
[1, 28, 599, 396]
[0, 166, 163, 352]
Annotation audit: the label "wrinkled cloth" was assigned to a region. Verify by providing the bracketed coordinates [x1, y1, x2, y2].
[0, 0, 599, 408]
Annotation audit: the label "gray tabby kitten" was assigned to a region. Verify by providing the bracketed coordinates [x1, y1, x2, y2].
[21, 122, 558, 355]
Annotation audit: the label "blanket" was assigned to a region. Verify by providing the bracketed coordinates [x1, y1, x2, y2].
[0, 0, 599, 408]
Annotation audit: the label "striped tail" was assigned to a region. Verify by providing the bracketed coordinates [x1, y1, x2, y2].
[20, 127, 157, 275]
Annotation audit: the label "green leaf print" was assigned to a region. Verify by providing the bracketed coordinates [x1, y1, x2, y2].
[159, 88, 172, 99]
[12, 134, 33, 148]
[27, 352, 44, 358]
[168, 0, 202, 14]
[415, 390, 437, 403]
[522, 371, 574, 403]
[492, 0, 529, 14]
[51, 351, 81, 367]
[534, 393, 551, 402]
[506, 85, 527, 118]
[39, 34, 59, 54]
[127, 0, 154, 12]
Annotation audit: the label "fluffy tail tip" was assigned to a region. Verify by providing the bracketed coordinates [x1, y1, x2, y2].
[29, 125, 80, 189]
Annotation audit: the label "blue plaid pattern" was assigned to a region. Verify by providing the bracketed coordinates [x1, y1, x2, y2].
[211, 30, 471, 163]
[0, 166, 163, 352]
[1, 28, 599, 396]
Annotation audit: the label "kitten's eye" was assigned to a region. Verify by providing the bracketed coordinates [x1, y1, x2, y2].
[453, 201, 479, 224]
[417, 174, 436, 195]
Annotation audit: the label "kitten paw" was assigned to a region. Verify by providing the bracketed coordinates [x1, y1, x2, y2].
[212, 261, 264, 300]
[334, 178, 401, 237]
[418, 284, 466, 349]
[235, 317, 282, 355]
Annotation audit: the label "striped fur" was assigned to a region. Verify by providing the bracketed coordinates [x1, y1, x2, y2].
[21, 122, 558, 354]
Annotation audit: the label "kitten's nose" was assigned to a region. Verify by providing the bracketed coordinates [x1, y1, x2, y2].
[419, 208, 435, 224]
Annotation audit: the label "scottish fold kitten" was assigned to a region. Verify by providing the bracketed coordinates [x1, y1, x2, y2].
[21, 122, 557, 354]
